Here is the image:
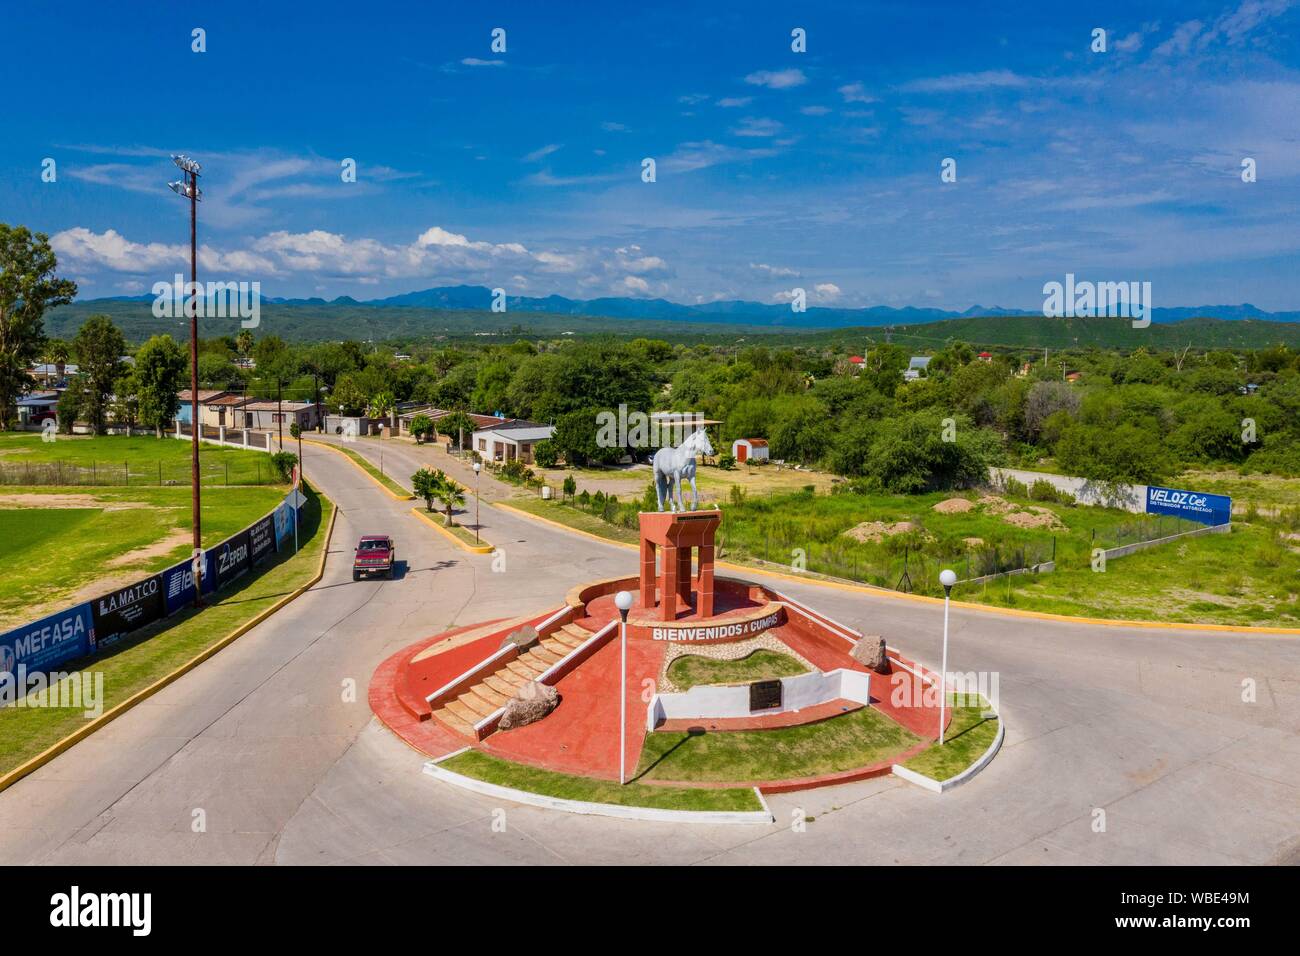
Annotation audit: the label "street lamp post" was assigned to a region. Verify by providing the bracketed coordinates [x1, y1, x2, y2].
[938, 568, 957, 745]
[614, 590, 634, 785]
[473, 461, 482, 544]
[169, 155, 203, 607]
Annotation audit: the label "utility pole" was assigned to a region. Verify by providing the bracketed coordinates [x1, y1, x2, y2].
[169, 155, 203, 607]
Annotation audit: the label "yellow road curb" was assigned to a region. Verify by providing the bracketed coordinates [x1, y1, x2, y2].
[411, 507, 496, 553]
[492, 500, 1300, 636]
[303, 438, 415, 500]
[0, 498, 338, 796]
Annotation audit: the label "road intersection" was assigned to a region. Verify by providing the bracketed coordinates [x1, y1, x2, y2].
[2, 437, 1297, 865]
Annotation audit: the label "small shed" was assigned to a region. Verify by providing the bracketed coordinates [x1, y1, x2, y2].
[731, 438, 769, 463]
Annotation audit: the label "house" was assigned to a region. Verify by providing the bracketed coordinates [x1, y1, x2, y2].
[1065, 371, 1082, 383]
[472, 420, 555, 465]
[237, 401, 322, 431]
[731, 438, 769, 463]
[176, 389, 236, 426]
[16, 393, 59, 428]
[847, 355, 865, 372]
[1016, 361, 1033, 378]
[903, 355, 931, 381]
[395, 407, 510, 444]
[978, 351, 993, 363]
[30, 362, 78, 386]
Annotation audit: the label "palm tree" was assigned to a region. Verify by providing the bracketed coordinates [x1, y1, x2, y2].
[432, 470, 465, 527]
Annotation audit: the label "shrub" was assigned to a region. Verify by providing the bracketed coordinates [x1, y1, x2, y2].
[533, 439, 558, 468]
[270, 451, 299, 482]
[717, 453, 737, 470]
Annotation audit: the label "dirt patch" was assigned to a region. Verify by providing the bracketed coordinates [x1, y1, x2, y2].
[0, 492, 147, 511]
[106, 528, 190, 568]
[1001, 508, 1066, 531]
[963, 537, 985, 548]
[977, 495, 1016, 515]
[933, 497, 974, 514]
[843, 520, 926, 544]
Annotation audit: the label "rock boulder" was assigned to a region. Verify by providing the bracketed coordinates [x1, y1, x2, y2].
[498, 680, 560, 730]
[852, 635, 890, 673]
[499, 625, 539, 651]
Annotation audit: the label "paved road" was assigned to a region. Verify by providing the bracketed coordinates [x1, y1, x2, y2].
[2, 436, 1297, 865]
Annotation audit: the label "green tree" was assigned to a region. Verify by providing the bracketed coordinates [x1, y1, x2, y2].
[562, 474, 577, 501]
[133, 334, 187, 436]
[0, 225, 77, 428]
[236, 329, 254, 358]
[72, 314, 126, 435]
[437, 409, 476, 450]
[409, 413, 434, 444]
[411, 468, 465, 526]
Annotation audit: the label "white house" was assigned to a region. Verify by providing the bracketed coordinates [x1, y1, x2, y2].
[472, 420, 555, 465]
[903, 356, 931, 382]
[731, 438, 769, 463]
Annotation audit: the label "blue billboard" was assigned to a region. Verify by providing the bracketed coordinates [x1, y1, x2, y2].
[161, 551, 215, 614]
[0, 603, 96, 677]
[1146, 486, 1232, 527]
[273, 497, 296, 548]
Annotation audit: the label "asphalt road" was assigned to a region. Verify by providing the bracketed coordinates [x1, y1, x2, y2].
[2, 436, 1297, 865]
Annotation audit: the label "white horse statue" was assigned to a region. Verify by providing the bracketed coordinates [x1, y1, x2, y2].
[652, 429, 715, 512]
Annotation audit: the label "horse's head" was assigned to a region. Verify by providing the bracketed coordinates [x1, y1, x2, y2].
[689, 428, 714, 457]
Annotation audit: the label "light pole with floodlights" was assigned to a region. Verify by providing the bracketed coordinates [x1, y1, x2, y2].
[473, 461, 482, 543]
[168, 154, 203, 607]
[614, 590, 634, 784]
[938, 568, 957, 745]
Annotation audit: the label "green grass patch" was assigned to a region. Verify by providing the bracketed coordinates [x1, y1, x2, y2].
[439, 749, 763, 812]
[667, 649, 808, 691]
[504, 495, 640, 545]
[331, 443, 412, 498]
[0, 485, 332, 777]
[0, 432, 285, 486]
[902, 696, 999, 782]
[636, 706, 921, 783]
[0, 485, 286, 629]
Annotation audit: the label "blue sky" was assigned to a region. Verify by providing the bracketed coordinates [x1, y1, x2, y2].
[3, 0, 1298, 310]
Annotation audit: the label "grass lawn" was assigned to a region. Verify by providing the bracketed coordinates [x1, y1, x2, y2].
[977, 520, 1300, 626]
[636, 706, 921, 783]
[667, 649, 808, 691]
[503, 495, 641, 545]
[329, 442, 412, 498]
[0, 484, 287, 629]
[439, 749, 763, 812]
[0, 432, 285, 486]
[0, 485, 332, 777]
[414, 506, 491, 548]
[902, 696, 999, 782]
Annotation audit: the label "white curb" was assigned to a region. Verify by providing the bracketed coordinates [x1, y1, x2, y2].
[892, 706, 1005, 793]
[424, 752, 774, 825]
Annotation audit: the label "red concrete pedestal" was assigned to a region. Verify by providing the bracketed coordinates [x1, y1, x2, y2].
[637, 510, 722, 621]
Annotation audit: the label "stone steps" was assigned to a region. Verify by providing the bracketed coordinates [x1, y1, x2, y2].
[430, 623, 579, 739]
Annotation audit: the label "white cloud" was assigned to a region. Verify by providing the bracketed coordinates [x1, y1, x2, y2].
[660, 140, 780, 172]
[837, 82, 876, 104]
[460, 58, 505, 67]
[801, 105, 832, 116]
[523, 143, 563, 162]
[620, 275, 651, 294]
[51, 227, 279, 276]
[814, 282, 842, 301]
[744, 68, 807, 89]
[899, 69, 1028, 93]
[750, 262, 799, 278]
[717, 96, 753, 108]
[732, 117, 783, 138]
[1154, 20, 1204, 55]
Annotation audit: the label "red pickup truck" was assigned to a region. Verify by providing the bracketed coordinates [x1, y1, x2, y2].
[353, 535, 396, 580]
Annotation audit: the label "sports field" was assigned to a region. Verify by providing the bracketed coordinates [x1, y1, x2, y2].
[0, 434, 289, 630]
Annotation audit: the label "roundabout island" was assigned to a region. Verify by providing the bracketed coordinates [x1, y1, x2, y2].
[370, 508, 1002, 821]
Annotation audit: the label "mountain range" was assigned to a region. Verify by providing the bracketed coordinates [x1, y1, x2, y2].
[90, 285, 1300, 330]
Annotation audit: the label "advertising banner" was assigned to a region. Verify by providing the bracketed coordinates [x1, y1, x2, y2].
[162, 550, 213, 614]
[91, 574, 164, 648]
[1145, 486, 1232, 527]
[249, 515, 275, 566]
[0, 603, 95, 677]
[273, 498, 296, 550]
[209, 529, 252, 591]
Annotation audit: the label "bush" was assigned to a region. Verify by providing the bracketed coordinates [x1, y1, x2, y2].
[533, 439, 558, 468]
[717, 453, 736, 470]
[1029, 479, 1074, 504]
[270, 451, 299, 482]
[1003, 476, 1029, 498]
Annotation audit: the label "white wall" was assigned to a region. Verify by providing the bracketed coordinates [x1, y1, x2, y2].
[647, 668, 872, 729]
